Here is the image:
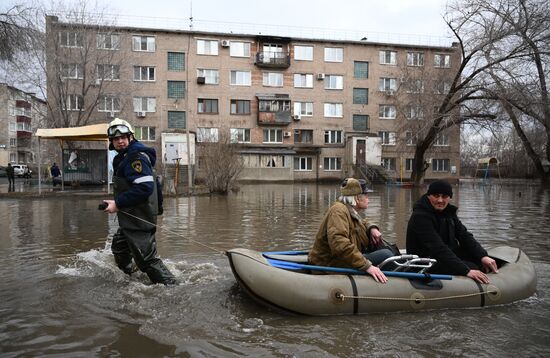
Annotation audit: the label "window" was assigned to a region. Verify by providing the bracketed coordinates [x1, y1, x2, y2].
[294, 157, 313, 171]
[61, 64, 83, 79]
[324, 103, 343, 117]
[65, 94, 83, 111]
[263, 72, 283, 87]
[324, 75, 343, 90]
[59, 31, 83, 47]
[230, 128, 251, 143]
[167, 81, 185, 99]
[294, 45, 313, 61]
[381, 158, 396, 171]
[197, 98, 219, 114]
[293, 102, 313, 116]
[230, 41, 250, 57]
[324, 47, 343, 62]
[324, 157, 342, 171]
[406, 106, 424, 119]
[197, 127, 219, 142]
[168, 52, 185, 71]
[197, 69, 219, 84]
[134, 126, 156, 141]
[432, 159, 450, 172]
[434, 133, 449, 146]
[197, 39, 218, 55]
[97, 33, 120, 50]
[379, 131, 396, 145]
[406, 79, 424, 93]
[379, 105, 396, 119]
[168, 111, 186, 129]
[294, 129, 313, 143]
[354, 61, 369, 78]
[407, 52, 424, 66]
[379, 50, 396, 65]
[98, 95, 120, 112]
[134, 66, 155, 81]
[230, 70, 251, 86]
[259, 100, 290, 112]
[10, 138, 17, 147]
[133, 97, 156, 112]
[294, 73, 313, 88]
[132, 36, 155, 52]
[9, 122, 16, 131]
[405, 158, 415, 171]
[353, 114, 369, 131]
[96, 64, 120, 81]
[263, 129, 283, 143]
[230, 100, 251, 114]
[324, 130, 343, 144]
[434, 54, 451, 68]
[406, 131, 417, 146]
[353, 88, 368, 104]
[379, 77, 397, 92]
[434, 81, 451, 94]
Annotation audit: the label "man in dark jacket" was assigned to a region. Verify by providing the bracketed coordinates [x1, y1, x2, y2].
[6, 163, 15, 191]
[102, 118, 176, 285]
[406, 180, 498, 284]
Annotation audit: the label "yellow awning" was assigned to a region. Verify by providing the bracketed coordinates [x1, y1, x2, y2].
[35, 123, 109, 141]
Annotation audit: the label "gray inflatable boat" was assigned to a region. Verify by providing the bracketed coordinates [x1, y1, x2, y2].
[226, 246, 536, 315]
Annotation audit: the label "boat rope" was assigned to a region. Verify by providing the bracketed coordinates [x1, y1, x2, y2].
[117, 209, 225, 255]
[335, 290, 498, 303]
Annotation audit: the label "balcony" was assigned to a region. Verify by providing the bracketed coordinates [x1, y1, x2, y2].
[256, 94, 292, 126]
[257, 111, 291, 126]
[255, 51, 290, 69]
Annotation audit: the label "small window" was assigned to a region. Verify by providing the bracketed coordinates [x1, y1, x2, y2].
[294, 129, 313, 143]
[294, 157, 313, 171]
[324, 157, 342, 171]
[167, 81, 185, 99]
[230, 70, 251, 86]
[354, 61, 369, 78]
[263, 129, 283, 143]
[97, 33, 120, 50]
[378, 131, 396, 145]
[134, 66, 155, 81]
[60, 32, 83, 47]
[293, 102, 313, 117]
[324, 47, 343, 62]
[168, 111, 186, 129]
[98, 95, 120, 112]
[197, 99, 219, 114]
[406, 131, 417, 146]
[379, 105, 396, 119]
[197, 39, 218, 55]
[132, 36, 155, 52]
[379, 78, 397, 92]
[405, 158, 415, 171]
[324, 130, 343, 144]
[197, 69, 219, 84]
[407, 52, 424, 66]
[381, 158, 396, 171]
[434, 54, 451, 68]
[230, 100, 251, 114]
[294, 73, 313, 88]
[64, 94, 83, 111]
[294, 45, 313, 61]
[61, 64, 83, 79]
[432, 159, 450, 172]
[324, 75, 343, 90]
[263, 72, 283, 87]
[379, 50, 396, 65]
[324, 103, 343, 117]
[230, 41, 250, 57]
[434, 133, 449, 146]
[230, 128, 251, 143]
[97, 64, 120, 81]
[352, 114, 369, 131]
[134, 126, 156, 141]
[353, 88, 368, 104]
[133, 97, 156, 112]
[197, 127, 219, 142]
[168, 52, 185, 71]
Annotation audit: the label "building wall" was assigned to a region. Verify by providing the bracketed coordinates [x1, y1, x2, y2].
[45, 16, 461, 182]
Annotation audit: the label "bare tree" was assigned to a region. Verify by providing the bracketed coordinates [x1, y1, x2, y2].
[198, 132, 244, 194]
[0, 4, 37, 61]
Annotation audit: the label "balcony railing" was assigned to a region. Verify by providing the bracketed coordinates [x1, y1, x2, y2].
[257, 111, 292, 125]
[255, 51, 290, 68]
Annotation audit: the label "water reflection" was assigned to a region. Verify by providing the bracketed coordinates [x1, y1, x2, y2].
[0, 182, 549, 356]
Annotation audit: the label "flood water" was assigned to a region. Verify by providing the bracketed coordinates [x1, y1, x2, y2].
[1, 182, 549, 357]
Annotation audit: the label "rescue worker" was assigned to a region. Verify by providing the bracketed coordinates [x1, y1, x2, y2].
[102, 118, 177, 285]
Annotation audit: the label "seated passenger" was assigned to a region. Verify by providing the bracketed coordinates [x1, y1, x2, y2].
[406, 180, 498, 284]
[308, 178, 393, 283]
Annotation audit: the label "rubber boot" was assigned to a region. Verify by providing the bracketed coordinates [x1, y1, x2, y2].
[144, 260, 178, 285]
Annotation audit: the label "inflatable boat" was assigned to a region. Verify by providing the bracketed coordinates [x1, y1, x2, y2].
[226, 246, 536, 315]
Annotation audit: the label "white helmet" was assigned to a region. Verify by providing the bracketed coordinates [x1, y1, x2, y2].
[107, 118, 134, 139]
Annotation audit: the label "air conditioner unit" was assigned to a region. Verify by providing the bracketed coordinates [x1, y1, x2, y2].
[292, 114, 301, 121]
[136, 111, 146, 118]
[197, 76, 206, 84]
[283, 131, 292, 138]
[316, 73, 325, 80]
[221, 40, 230, 47]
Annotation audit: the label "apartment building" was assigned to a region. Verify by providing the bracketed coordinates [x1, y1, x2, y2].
[0, 83, 46, 166]
[45, 15, 461, 183]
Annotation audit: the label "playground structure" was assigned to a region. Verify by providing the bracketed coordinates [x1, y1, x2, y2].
[474, 157, 501, 182]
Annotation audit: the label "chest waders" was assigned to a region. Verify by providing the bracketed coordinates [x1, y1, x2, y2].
[111, 153, 177, 285]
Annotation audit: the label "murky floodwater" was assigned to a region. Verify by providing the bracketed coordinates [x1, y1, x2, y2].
[1, 182, 549, 357]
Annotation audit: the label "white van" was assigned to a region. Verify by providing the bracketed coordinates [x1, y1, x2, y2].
[11, 164, 32, 178]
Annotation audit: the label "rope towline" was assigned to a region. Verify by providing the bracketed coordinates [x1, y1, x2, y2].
[118, 209, 225, 255]
[336, 290, 499, 302]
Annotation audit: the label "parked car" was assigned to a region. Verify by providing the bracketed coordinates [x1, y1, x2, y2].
[11, 164, 32, 178]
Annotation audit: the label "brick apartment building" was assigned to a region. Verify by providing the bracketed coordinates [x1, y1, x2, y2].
[45, 15, 461, 183]
[0, 83, 46, 166]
